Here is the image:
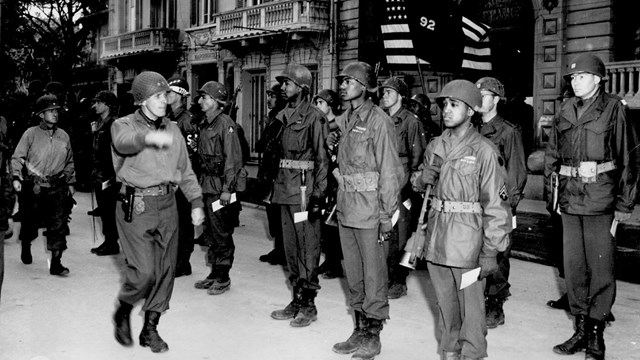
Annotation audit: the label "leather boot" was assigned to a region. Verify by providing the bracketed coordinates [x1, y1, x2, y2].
[547, 293, 570, 311]
[352, 317, 383, 360]
[139, 311, 169, 353]
[21, 240, 32, 264]
[585, 318, 605, 360]
[49, 250, 69, 276]
[553, 314, 587, 355]
[333, 311, 367, 354]
[113, 300, 133, 346]
[485, 296, 505, 329]
[290, 289, 318, 327]
[442, 351, 461, 360]
[271, 287, 302, 320]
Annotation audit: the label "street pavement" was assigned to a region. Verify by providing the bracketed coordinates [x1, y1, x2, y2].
[1, 191, 639, 360]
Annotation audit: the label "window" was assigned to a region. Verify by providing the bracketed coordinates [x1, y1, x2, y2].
[192, 0, 218, 26]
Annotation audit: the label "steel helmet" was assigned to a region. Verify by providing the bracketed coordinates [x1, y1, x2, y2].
[266, 83, 282, 96]
[45, 81, 65, 96]
[129, 71, 170, 104]
[336, 62, 376, 90]
[167, 76, 190, 97]
[313, 89, 339, 108]
[34, 94, 61, 115]
[380, 76, 408, 98]
[408, 93, 431, 110]
[198, 81, 228, 104]
[436, 79, 482, 110]
[92, 90, 118, 108]
[476, 77, 505, 98]
[276, 64, 312, 91]
[565, 53, 606, 79]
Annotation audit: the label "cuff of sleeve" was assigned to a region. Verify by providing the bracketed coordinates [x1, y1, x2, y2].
[191, 197, 204, 209]
[480, 248, 498, 259]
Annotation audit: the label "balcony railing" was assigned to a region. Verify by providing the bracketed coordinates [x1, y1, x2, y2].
[605, 60, 640, 108]
[100, 28, 181, 59]
[186, 0, 329, 45]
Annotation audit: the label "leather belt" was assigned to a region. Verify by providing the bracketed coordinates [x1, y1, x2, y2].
[559, 161, 616, 183]
[122, 184, 173, 197]
[336, 171, 379, 192]
[279, 159, 314, 170]
[431, 198, 482, 214]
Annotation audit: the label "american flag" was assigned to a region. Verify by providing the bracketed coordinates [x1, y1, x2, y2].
[380, 0, 429, 69]
[461, 16, 492, 71]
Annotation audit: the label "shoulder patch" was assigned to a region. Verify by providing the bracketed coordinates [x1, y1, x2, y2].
[228, 126, 234, 133]
[499, 183, 508, 201]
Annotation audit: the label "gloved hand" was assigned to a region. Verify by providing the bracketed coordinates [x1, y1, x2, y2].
[478, 256, 499, 280]
[379, 220, 393, 241]
[191, 207, 205, 226]
[614, 210, 632, 222]
[326, 131, 340, 149]
[307, 196, 324, 220]
[410, 171, 423, 192]
[145, 130, 173, 148]
[220, 191, 232, 206]
[12, 179, 21, 192]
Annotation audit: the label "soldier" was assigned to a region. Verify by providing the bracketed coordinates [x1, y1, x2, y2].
[313, 88, 344, 279]
[330, 62, 401, 360]
[166, 76, 199, 277]
[545, 53, 638, 360]
[474, 77, 527, 329]
[270, 64, 329, 328]
[257, 83, 286, 266]
[411, 80, 512, 360]
[379, 76, 425, 299]
[111, 71, 205, 353]
[11, 94, 76, 276]
[192, 81, 245, 295]
[89, 90, 121, 256]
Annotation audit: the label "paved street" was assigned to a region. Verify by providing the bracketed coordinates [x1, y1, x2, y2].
[1, 191, 639, 360]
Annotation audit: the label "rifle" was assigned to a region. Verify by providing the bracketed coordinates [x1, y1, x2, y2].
[226, 84, 242, 121]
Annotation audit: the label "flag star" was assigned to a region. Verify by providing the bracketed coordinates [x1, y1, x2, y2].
[391, 6, 395, 10]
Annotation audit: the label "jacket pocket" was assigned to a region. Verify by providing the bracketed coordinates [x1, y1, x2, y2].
[584, 119, 612, 160]
[345, 132, 371, 168]
[284, 122, 309, 154]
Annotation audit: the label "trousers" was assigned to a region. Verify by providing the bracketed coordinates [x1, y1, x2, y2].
[280, 204, 321, 290]
[116, 192, 178, 312]
[203, 193, 237, 280]
[175, 189, 195, 268]
[19, 184, 69, 251]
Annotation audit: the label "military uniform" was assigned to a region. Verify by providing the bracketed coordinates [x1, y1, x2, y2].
[545, 90, 636, 322]
[335, 98, 401, 321]
[478, 114, 527, 302]
[272, 98, 329, 302]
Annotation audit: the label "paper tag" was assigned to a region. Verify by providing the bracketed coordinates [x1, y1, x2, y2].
[101, 179, 111, 191]
[211, 193, 237, 212]
[294, 211, 308, 223]
[512, 215, 517, 230]
[403, 198, 412, 210]
[610, 219, 619, 237]
[460, 267, 481, 290]
[391, 209, 400, 226]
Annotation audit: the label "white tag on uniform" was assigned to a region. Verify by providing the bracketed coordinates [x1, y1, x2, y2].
[512, 215, 517, 230]
[102, 179, 111, 191]
[294, 211, 308, 223]
[211, 193, 237, 212]
[610, 219, 619, 237]
[403, 198, 412, 210]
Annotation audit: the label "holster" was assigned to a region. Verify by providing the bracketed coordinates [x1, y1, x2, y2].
[120, 186, 135, 222]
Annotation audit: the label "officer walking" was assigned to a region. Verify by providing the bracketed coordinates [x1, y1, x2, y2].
[11, 94, 76, 276]
[257, 83, 286, 266]
[379, 76, 425, 299]
[89, 90, 121, 256]
[545, 53, 638, 360]
[111, 71, 205, 353]
[475, 77, 527, 329]
[331, 61, 401, 360]
[270, 64, 329, 328]
[166, 76, 199, 277]
[411, 80, 512, 360]
[192, 81, 245, 295]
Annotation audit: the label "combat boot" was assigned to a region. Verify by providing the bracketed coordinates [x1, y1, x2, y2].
[333, 311, 367, 354]
[485, 296, 505, 329]
[49, 250, 69, 276]
[352, 317, 383, 360]
[113, 300, 133, 346]
[21, 240, 32, 264]
[139, 311, 169, 353]
[290, 289, 317, 327]
[585, 318, 605, 360]
[553, 314, 587, 355]
[271, 287, 302, 320]
[441, 351, 461, 360]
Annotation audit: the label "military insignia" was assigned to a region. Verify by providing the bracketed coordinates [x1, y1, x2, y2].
[460, 156, 477, 165]
[228, 126, 234, 133]
[134, 197, 145, 215]
[499, 184, 508, 201]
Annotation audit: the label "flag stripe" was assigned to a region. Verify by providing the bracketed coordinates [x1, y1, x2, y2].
[381, 24, 410, 34]
[462, 59, 492, 71]
[461, 16, 492, 71]
[384, 40, 414, 49]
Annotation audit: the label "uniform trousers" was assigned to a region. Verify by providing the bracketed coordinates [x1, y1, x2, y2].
[280, 204, 321, 290]
[95, 182, 119, 243]
[202, 193, 237, 280]
[116, 191, 178, 312]
[428, 262, 487, 359]
[175, 189, 195, 268]
[266, 203, 284, 256]
[484, 238, 512, 299]
[19, 184, 69, 251]
[561, 213, 616, 321]
[338, 224, 389, 320]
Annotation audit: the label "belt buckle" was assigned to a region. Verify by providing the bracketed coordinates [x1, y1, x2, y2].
[579, 161, 597, 182]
